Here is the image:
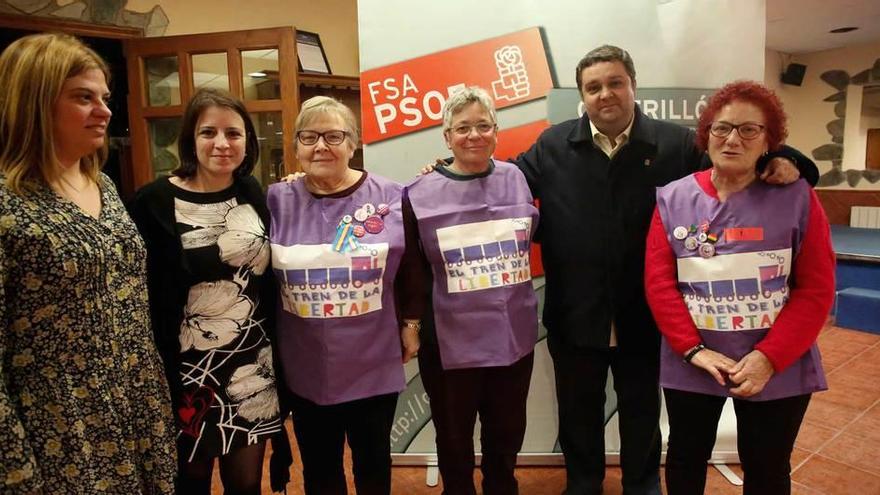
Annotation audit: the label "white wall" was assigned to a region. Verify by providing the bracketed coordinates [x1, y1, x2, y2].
[769, 40, 880, 189]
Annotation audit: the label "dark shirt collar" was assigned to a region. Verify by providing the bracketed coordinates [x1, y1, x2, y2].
[436, 159, 495, 180]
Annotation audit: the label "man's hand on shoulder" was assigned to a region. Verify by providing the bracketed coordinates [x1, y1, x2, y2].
[759, 157, 800, 185]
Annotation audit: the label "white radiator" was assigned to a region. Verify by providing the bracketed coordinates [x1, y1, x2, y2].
[851, 206, 880, 228]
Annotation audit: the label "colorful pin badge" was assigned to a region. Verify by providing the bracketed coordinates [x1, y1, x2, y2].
[354, 208, 369, 222]
[362, 203, 376, 216]
[699, 243, 715, 258]
[364, 215, 384, 234]
[353, 225, 366, 238]
[707, 232, 719, 244]
[684, 236, 699, 251]
[377, 203, 390, 216]
[697, 232, 708, 243]
[673, 226, 688, 240]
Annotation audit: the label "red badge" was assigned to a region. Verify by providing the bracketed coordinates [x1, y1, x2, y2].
[724, 227, 764, 241]
[364, 215, 384, 234]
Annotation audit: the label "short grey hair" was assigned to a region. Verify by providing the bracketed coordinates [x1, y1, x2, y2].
[442, 86, 497, 131]
[575, 45, 637, 89]
[295, 96, 359, 148]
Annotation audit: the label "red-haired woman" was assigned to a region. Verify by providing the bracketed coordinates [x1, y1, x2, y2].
[645, 81, 835, 495]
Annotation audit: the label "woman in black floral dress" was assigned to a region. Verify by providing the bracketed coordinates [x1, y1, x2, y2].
[0, 33, 177, 493]
[130, 88, 289, 494]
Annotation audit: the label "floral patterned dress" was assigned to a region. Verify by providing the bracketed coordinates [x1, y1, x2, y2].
[0, 174, 177, 494]
[171, 184, 282, 462]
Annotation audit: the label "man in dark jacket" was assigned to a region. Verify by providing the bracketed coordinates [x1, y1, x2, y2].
[512, 45, 816, 495]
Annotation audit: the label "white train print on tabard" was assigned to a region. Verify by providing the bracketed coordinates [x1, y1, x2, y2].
[272, 242, 389, 318]
[676, 248, 792, 331]
[435, 217, 532, 294]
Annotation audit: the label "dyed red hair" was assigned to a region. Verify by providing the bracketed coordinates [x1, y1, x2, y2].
[695, 80, 788, 152]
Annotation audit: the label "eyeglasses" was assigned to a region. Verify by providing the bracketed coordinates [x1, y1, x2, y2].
[296, 130, 349, 146]
[448, 122, 497, 136]
[709, 122, 766, 140]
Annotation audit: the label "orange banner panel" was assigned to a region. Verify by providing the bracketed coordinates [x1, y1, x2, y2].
[360, 27, 553, 144]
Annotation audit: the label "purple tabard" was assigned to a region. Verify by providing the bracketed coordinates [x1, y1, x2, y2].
[406, 160, 539, 369]
[267, 175, 405, 405]
[655, 174, 827, 401]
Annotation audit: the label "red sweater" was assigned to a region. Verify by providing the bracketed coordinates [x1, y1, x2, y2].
[644, 169, 836, 372]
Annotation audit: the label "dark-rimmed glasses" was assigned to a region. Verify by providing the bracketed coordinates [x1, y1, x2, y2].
[296, 130, 349, 146]
[709, 122, 765, 140]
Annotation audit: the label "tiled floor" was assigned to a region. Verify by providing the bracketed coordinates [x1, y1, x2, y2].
[212, 325, 880, 494]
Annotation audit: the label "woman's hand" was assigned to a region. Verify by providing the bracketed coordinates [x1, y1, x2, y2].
[728, 350, 775, 398]
[689, 347, 738, 386]
[280, 172, 306, 183]
[760, 157, 800, 185]
[400, 322, 420, 363]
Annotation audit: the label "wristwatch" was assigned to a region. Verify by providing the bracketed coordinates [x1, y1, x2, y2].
[403, 320, 421, 333]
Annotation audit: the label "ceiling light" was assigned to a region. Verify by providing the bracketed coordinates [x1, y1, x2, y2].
[829, 27, 858, 34]
[248, 71, 267, 78]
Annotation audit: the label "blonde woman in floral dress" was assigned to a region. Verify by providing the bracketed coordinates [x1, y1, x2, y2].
[130, 88, 290, 494]
[0, 33, 176, 493]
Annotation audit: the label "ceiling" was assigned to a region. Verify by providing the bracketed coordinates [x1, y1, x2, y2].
[766, 0, 880, 54]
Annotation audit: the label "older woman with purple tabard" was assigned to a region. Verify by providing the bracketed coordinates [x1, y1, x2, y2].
[645, 81, 835, 495]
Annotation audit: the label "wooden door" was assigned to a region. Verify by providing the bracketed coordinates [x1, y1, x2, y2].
[867, 128, 880, 171]
[124, 27, 298, 189]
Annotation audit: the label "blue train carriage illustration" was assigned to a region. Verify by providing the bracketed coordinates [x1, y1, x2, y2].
[436, 217, 532, 267]
[273, 243, 387, 290]
[676, 250, 791, 303]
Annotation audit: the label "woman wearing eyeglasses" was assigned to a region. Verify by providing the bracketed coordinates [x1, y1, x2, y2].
[644, 81, 835, 495]
[404, 86, 539, 495]
[267, 96, 423, 495]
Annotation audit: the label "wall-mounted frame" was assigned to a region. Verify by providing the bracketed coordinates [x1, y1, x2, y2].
[296, 30, 331, 74]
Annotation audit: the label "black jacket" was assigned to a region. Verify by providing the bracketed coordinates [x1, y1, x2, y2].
[512, 106, 816, 352]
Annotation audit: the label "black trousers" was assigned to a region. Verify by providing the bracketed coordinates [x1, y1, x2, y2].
[287, 391, 398, 495]
[664, 388, 811, 495]
[548, 339, 662, 495]
[419, 340, 534, 495]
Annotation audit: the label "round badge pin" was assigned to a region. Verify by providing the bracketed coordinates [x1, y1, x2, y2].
[342, 215, 353, 224]
[697, 232, 708, 243]
[364, 215, 384, 234]
[673, 226, 688, 240]
[684, 236, 699, 251]
[353, 225, 366, 237]
[699, 243, 715, 258]
[353, 208, 369, 222]
[377, 203, 390, 216]
[362, 203, 376, 216]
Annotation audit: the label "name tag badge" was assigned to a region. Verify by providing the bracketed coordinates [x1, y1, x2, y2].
[724, 227, 764, 242]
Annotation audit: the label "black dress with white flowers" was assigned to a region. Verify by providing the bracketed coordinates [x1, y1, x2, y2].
[129, 177, 282, 462]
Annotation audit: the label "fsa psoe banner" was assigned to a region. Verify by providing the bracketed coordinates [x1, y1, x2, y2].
[359, 27, 553, 144]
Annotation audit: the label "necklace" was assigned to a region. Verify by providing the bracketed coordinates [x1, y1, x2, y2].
[54, 172, 92, 194]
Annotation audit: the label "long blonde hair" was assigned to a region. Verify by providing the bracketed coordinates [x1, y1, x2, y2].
[0, 33, 110, 195]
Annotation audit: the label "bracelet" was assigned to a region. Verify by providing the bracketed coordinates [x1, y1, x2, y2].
[403, 320, 421, 333]
[683, 343, 706, 363]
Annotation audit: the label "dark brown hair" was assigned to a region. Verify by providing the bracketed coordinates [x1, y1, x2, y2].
[173, 88, 259, 178]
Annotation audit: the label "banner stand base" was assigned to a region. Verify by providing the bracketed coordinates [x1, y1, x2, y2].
[712, 463, 744, 486]
[426, 465, 439, 487]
